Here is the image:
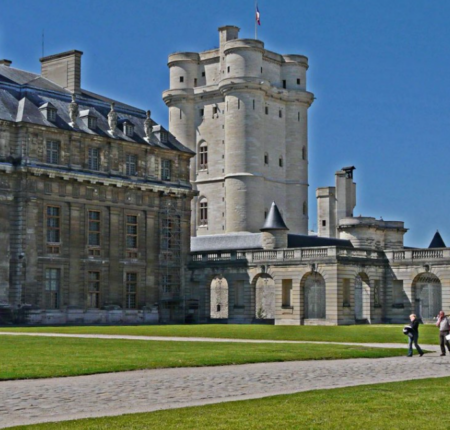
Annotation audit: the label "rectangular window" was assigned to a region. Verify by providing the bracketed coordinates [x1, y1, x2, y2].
[88, 116, 97, 129]
[125, 272, 137, 309]
[46, 206, 60, 244]
[279, 157, 283, 167]
[200, 108, 204, 117]
[343, 279, 350, 306]
[282, 279, 292, 307]
[46, 141, 59, 164]
[194, 78, 197, 87]
[200, 201, 208, 226]
[279, 110, 283, 118]
[126, 154, 137, 176]
[213, 106, 218, 115]
[126, 215, 138, 250]
[282, 80, 286, 89]
[202, 71, 205, 77]
[88, 210, 101, 247]
[322, 220, 327, 227]
[88, 271, 100, 308]
[88, 147, 100, 171]
[393, 280, 403, 306]
[374, 280, 381, 307]
[265, 106, 269, 115]
[227, 66, 230, 73]
[45, 268, 61, 309]
[234, 281, 244, 307]
[297, 78, 301, 85]
[161, 159, 172, 181]
[179, 76, 184, 83]
[199, 145, 208, 170]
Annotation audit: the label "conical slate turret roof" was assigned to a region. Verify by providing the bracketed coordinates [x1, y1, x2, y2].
[261, 202, 289, 231]
[429, 231, 446, 248]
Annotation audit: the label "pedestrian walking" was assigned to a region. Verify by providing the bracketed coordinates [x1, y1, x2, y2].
[436, 310, 450, 356]
[407, 314, 424, 357]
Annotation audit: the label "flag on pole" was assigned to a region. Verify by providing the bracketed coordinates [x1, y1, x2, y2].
[256, 4, 261, 26]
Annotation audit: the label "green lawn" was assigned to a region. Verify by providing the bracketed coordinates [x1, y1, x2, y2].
[0, 335, 406, 380]
[0, 323, 439, 344]
[8, 376, 450, 430]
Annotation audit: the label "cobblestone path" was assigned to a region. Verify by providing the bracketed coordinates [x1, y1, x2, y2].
[0, 334, 448, 428]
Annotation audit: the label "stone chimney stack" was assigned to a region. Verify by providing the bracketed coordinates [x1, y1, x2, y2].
[40, 50, 83, 94]
[0, 59, 12, 67]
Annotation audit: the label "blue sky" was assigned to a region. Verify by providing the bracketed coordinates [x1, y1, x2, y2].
[1, 0, 449, 247]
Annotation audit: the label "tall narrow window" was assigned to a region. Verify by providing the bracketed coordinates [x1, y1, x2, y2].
[234, 281, 244, 307]
[45, 268, 61, 309]
[265, 106, 269, 115]
[279, 157, 283, 167]
[302, 146, 306, 160]
[298, 112, 300, 122]
[297, 78, 301, 85]
[179, 76, 184, 83]
[253, 100, 255, 110]
[199, 143, 208, 170]
[200, 108, 204, 117]
[126, 215, 138, 258]
[194, 78, 198, 87]
[279, 110, 283, 118]
[88, 211, 101, 248]
[282, 80, 286, 89]
[161, 159, 172, 180]
[264, 152, 269, 165]
[199, 199, 208, 227]
[46, 206, 60, 254]
[125, 272, 137, 309]
[88, 147, 100, 171]
[126, 154, 137, 176]
[227, 66, 230, 73]
[46, 141, 60, 164]
[238, 99, 240, 109]
[303, 202, 307, 215]
[88, 271, 100, 308]
[282, 279, 292, 307]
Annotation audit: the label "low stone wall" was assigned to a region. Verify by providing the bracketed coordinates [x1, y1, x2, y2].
[21, 309, 159, 325]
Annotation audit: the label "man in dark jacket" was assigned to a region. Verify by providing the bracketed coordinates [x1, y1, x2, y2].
[407, 314, 424, 357]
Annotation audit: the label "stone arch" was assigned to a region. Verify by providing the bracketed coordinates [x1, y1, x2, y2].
[252, 273, 275, 319]
[210, 275, 229, 319]
[354, 272, 371, 322]
[301, 272, 326, 320]
[412, 272, 442, 321]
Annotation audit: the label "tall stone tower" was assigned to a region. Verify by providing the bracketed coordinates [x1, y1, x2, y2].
[163, 26, 314, 236]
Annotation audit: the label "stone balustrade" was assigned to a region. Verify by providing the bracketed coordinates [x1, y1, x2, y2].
[190, 247, 386, 264]
[385, 248, 450, 262]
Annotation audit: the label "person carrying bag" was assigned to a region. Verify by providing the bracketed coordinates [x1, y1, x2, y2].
[436, 310, 450, 356]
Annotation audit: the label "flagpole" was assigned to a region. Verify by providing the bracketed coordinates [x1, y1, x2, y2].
[255, 0, 257, 40]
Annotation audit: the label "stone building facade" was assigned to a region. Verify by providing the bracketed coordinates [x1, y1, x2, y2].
[0, 50, 195, 324]
[163, 26, 314, 237]
[180, 27, 450, 326]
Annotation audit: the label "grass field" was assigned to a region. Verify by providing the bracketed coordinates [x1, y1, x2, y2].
[0, 335, 407, 380]
[8, 377, 449, 430]
[0, 323, 439, 344]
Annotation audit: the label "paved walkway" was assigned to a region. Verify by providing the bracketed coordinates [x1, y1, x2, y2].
[0, 333, 448, 429]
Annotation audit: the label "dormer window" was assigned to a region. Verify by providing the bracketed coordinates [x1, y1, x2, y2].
[80, 110, 97, 130]
[39, 102, 57, 122]
[161, 131, 169, 143]
[123, 121, 134, 137]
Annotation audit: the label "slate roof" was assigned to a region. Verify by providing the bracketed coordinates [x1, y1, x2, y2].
[429, 231, 446, 248]
[261, 202, 289, 231]
[287, 234, 354, 248]
[0, 64, 193, 155]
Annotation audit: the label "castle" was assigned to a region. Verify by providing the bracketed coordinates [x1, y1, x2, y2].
[167, 26, 448, 325]
[0, 26, 447, 326]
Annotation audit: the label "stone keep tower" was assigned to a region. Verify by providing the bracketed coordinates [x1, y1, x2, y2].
[163, 26, 314, 236]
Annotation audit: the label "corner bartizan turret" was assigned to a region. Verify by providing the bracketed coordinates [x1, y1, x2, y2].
[261, 202, 289, 249]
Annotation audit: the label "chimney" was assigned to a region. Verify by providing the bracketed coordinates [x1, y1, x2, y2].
[40, 50, 83, 94]
[0, 59, 12, 67]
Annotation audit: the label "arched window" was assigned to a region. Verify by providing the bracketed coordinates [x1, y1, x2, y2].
[302, 146, 306, 160]
[303, 201, 307, 215]
[199, 198, 208, 227]
[199, 142, 208, 170]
